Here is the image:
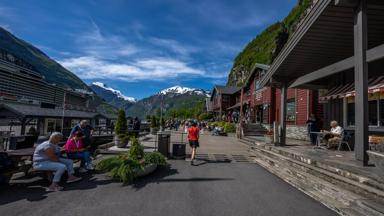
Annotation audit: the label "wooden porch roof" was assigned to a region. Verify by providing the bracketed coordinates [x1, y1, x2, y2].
[260, 0, 384, 88]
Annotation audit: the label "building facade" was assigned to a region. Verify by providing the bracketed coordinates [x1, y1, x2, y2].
[0, 49, 115, 137]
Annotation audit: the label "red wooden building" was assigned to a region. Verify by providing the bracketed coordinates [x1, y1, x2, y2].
[211, 63, 322, 140]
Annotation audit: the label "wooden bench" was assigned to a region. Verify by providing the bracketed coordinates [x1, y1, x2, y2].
[369, 136, 384, 150]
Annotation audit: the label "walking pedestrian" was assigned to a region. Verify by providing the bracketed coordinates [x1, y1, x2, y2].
[188, 122, 200, 165]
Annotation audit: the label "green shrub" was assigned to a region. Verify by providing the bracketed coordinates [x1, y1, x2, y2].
[128, 137, 144, 160]
[143, 152, 167, 166]
[224, 123, 236, 133]
[96, 156, 124, 171]
[111, 159, 142, 183]
[150, 115, 158, 128]
[117, 133, 129, 144]
[115, 109, 127, 135]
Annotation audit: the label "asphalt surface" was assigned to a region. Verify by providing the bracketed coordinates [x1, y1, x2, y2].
[0, 160, 337, 216]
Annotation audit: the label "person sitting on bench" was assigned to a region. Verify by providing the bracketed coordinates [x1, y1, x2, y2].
[65, 131, 94, 173]
[33, 132, 82, 192]
[322, 120, 344, 149]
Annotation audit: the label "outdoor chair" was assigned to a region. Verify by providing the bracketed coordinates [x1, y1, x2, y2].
[338, 132, 352, 151]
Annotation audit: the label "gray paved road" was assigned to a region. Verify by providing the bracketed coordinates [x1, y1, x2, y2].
[0, 160, 337, 216]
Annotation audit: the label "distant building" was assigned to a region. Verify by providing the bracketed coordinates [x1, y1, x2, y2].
[0, 49, 116, 136]
[209, 85, 241, 119]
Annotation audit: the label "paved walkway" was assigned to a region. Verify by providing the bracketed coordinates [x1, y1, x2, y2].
[0, 133, 337, 216]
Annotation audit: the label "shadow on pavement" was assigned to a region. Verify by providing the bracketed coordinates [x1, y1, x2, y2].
[131, 164, 234, 191]
[131, 165, 179, 190]
[0, 172, 113, 205]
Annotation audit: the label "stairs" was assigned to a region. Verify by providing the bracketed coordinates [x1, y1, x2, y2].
[245, 141, 384, 216]
[243, 123, 268, 136]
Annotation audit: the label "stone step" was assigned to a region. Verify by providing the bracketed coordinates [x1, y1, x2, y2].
[250, 146, 384, 216]
[256, 144, 384, 193]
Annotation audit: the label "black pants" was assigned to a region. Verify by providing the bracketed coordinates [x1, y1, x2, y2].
[309, 133, 317, 145]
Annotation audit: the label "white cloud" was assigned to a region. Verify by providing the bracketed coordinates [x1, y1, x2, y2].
[149, 37, 198, 57]
[58, 20, 229, 83]
[74, 21, 139, 59]
[58, 56, 219, 82]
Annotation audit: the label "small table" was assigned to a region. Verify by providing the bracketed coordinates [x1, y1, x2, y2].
[310, 132, 330, 150]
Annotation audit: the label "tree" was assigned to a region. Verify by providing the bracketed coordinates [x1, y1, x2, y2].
[115, 109, 127, 135]
[150, 115, 158, 128]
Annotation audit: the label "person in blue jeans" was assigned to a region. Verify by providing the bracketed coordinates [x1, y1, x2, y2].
[33, 132, 82, 192]
[65, 131, 94, 173]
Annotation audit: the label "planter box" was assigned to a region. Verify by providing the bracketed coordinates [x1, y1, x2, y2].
[114, 136, 129, 148]
[135, 164, 157, 177]
[150, 128, 159, 135]
[227, 133, 236, 137]
[264, 135, 274, 144]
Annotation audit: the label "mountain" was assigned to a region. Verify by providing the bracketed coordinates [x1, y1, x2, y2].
[89, 82, 136, 110]
[227, 0, 313, 86]
[158, 86, 211, 97]
[91, 85, 210, 119]
[127, 86, 210, 119]
[0, 27, 88, 90]
[0, 27, 117, 114]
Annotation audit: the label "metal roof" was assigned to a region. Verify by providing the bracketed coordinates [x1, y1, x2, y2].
[0, 102, 102, 119]
[214, 85, 241, 94]
[260, 0, 384, 87]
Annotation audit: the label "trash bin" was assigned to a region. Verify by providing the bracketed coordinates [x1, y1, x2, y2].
[172, 143, 186, 159]
[157, 132, 170, 157]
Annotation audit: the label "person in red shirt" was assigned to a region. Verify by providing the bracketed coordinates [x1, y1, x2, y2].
[188, 122, 200, 165]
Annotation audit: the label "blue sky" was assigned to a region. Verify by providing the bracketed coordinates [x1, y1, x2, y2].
[0, 0, 297, 99]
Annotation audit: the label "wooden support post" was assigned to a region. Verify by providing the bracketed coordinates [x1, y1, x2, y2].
[279, 83, 287, 146]
[354, 0, 369, 165]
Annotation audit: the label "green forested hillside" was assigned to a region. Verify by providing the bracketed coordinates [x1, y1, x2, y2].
[126, 94, 206, 119]
[0, 27, 88, 90]
[227, 0, 312, 86]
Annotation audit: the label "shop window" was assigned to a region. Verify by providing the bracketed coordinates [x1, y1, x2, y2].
[286, 98, 296, 121]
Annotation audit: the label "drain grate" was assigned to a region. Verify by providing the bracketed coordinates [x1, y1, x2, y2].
[213, 154, 231, 162]
[231, 154, 251, 163]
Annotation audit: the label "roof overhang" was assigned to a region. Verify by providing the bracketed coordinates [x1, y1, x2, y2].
[260, 0, 384, 88]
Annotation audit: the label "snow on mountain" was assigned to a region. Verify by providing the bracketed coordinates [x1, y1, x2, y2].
[92, 82, 137, 103]
[159, 86, 210, 97]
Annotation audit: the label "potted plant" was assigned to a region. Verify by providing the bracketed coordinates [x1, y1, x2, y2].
[264, 130, 274, 144]
[97, 138, 167, 183]
[150, 115, 159, 135]
[114, 109, 128, 148]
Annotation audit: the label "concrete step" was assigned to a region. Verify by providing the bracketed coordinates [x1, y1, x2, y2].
[257, 144, 384, 193]
[250, 146, 384, 216]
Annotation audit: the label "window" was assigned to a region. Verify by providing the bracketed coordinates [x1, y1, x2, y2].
[346, 94, 383, 127]
[368, 100, 378, 126]
[286, 98, 296, 121]
[347, 102, 355, 126]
